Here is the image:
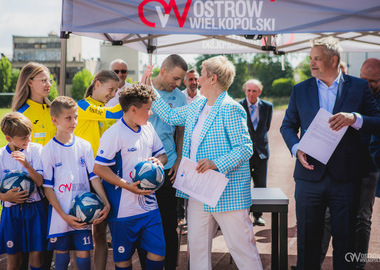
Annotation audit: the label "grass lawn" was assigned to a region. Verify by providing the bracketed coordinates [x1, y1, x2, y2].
[0, 108, 11, 148]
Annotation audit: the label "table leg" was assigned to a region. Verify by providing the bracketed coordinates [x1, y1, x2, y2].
[279, 212, 288, 270]
[271, 212, 279, 270]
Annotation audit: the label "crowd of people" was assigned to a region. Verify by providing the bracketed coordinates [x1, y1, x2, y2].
[0, 36, 379, 270]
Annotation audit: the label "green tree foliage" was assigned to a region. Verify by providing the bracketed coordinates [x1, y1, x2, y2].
[9, 69, 20, 93]
[0, 55, 12, 93]
[48, 74, 58, 101]
[250, 54, 294, 97]
[272, 78, 295, 97]
[70, 69, 94, 101]
[296, 57, 312, 82]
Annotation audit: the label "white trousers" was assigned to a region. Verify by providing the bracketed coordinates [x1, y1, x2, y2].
[187, 197, 263, 270]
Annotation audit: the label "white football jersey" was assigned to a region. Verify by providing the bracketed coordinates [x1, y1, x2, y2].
[95, 118, 165, 221]
[42, 136, 96, 238]
[0, 143, 43, 207]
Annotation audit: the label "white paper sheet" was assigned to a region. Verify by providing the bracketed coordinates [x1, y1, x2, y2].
[173, 157, 229, 207]
[298, 108, 348, 165]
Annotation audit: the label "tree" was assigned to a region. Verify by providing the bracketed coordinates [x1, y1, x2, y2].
[70, 69, 94, 101]
[295, 57, 312, 82]
[9, 69, 20, 93]
[48, 74, 58, 101]
[250, 54, 294, 97]
[0, 55, 12, 93]
[272, 78, 295, 97]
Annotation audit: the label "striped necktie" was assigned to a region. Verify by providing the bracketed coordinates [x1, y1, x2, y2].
[250, 104, 258, 130]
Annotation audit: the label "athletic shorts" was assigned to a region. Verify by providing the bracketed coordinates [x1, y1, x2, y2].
[48, 230, 93, 251]
[109, 209, 165, 262]
[0, 200, 47, 254]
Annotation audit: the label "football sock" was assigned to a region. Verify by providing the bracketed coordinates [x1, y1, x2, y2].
[76, 256, 91, 270]
[146, 258, 165, 270]
[55, 252, 70, 270]
[115, 266, 132, 270]
[30, 266, 44, 270]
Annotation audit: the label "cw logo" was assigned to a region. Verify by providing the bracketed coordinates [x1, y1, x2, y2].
[138, 0, 192, 28]
[58, 183, 72, 193]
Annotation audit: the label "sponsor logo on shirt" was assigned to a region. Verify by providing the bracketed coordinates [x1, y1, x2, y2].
[78, 156, 86, 167]
[55, 162, 63, 168]
[58, 183, 88, 193]
[128, 147, 137, 152]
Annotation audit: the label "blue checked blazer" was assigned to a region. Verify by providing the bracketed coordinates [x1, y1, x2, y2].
[152, 91, 253, 212]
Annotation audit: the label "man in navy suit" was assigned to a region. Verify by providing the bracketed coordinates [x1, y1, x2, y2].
[240, 79, 273, 226]
[280, 37, 380, 270]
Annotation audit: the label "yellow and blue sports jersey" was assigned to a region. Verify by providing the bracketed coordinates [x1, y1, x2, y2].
[75, 96, 123, 156]
[18, 99, 56, 146]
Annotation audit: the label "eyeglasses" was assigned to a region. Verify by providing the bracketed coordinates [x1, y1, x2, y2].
[113, 69, 127, 74]
[32, 78, 53, 85]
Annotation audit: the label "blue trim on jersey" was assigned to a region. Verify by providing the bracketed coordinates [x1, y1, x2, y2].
[152, 147, 164, 157]
[105, 110, 123, 119]
[77, 99, 90, 111]
[95, 156, 115, 164]
[121, 118, 141, 133]
[17, 103, 30, 114]
[5, 145, 25, 154]
[89, 172, 96, 179]
[53, 136, 76, 147]
[43, 166, 55, 187]
[107, 209, 153, 223]
[103, 150, 123, 221]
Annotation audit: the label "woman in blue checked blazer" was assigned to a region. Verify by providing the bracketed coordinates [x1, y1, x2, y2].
[151, 56, 263, 270]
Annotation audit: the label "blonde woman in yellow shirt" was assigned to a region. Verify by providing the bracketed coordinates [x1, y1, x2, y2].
[75, 70, 122, 270]
[12, 62, 56, 146]
[75, 70, 123, 157]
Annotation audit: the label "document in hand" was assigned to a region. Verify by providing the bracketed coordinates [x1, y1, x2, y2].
[298, 108, 348, 165]
[174, 157, 229, 207]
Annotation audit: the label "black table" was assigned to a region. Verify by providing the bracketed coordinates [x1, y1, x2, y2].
[250, 188, 289, 270]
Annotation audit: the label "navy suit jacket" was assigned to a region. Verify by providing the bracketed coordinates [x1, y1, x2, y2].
[280, 74, 380, 183]
[240, 98, 273, 159]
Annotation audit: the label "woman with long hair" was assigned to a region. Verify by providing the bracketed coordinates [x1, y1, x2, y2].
[12, 62, 56, 146]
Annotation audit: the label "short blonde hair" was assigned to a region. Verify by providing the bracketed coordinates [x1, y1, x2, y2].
[50, 96, 78, 118]
[202, 56, 235, 91]
[1, 112, 32, 137]
[311, 37, 342, 65]
[243, 79, 263, 92]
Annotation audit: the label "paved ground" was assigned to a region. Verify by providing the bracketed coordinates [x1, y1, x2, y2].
[2, 109, 380, 269]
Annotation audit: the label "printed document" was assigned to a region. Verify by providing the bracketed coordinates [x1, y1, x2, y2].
[298, 108, 348, 165]
[174, 157, 229, 207]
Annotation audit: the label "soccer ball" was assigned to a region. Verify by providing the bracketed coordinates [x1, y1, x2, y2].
[69, 192, 104, 224]
[0, 170, 35, 197]
[131, 160, 165, 191]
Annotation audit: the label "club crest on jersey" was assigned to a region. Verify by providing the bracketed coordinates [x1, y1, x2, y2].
[78, 156, 86, 167]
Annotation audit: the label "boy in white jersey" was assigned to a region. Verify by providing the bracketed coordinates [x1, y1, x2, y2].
[42, 96, 110, 270]
[0, 112, 47, 270]
[94, 84, 168, 270]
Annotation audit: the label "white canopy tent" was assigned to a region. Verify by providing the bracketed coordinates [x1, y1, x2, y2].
[60, 0, 380, 94]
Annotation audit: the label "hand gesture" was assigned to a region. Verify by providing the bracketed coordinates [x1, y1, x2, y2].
[141, 65, 154, 87]
[65, 214, 89, 229]
[126, 181, 154, 195]
[329, 112, 356, 131]
[92, 203, 110, 225]
[296, 150, 314, 170]
[2, 188, 28, 203]
[10, 151, 30, 169]
[196, 158, 217, 173]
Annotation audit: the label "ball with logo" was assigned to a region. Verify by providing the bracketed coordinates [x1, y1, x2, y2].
[131, 160, 164, 191]
[0, 170, 35, 197]
[69, 192, 104, 224]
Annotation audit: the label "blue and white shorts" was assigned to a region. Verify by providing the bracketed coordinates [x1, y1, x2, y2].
[48, 230, 93, 251]
[0, 200, 47, 254]
[109, 209, 165, 262]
